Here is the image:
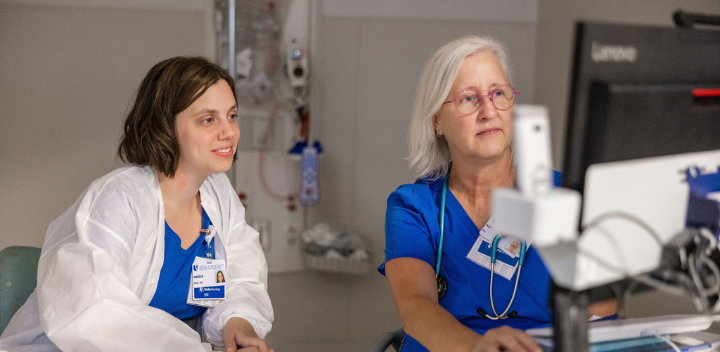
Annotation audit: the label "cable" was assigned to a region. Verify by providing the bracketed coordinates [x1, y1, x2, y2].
[582, 211, 663, 246]
[577, 247, 626, 274]
[698, 227, 718, 255]
[703, 255, 720, 295]
[634, 274, 689, 297]
[575, 211, 664, 274]
[689, 253, 720, 299]
[258, 104, 295, 201]
[577, 212, 720, 314]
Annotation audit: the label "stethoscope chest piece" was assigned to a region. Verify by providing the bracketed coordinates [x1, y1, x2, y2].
[436, 275, 447, 299]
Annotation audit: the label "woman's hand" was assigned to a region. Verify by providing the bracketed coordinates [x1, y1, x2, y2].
[589, 299, 618, 318]
[222, 317, 274, 352]
[471, 326, 541, 352]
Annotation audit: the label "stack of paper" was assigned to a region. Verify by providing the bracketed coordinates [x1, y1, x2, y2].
[527, 315, 720, 352]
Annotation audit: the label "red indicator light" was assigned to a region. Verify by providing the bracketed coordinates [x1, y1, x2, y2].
[692, 89, 720, 97]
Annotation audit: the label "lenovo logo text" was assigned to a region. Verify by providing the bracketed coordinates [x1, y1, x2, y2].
[591, 42, 637, 63]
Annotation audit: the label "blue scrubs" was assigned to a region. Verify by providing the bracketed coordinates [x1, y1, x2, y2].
[149, 208, 215, 320]
[378, 172, 561, 351]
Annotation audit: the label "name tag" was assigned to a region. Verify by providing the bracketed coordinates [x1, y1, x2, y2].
[466, 217, 520, 280]
[187, 257, 226, 307]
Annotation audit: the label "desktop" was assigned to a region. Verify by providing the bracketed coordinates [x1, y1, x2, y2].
[563, 20, 720, 193]
[497, 16, 720, 352]
[553, 17, 720, 352]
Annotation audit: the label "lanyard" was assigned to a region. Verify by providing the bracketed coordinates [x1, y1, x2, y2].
[200, 214, 215, 259]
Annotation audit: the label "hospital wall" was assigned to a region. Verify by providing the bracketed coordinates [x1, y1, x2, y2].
[0, 1, 719, 352]
[276, 7, 539, 350]
[0, 3, 204, 249]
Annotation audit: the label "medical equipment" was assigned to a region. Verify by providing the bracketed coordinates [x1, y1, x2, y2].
[493, 13, 720, 352]
[285, 44, 308, 87]
[512, 105, 553, 197]
[435, 172, 527, 320]
[273, 43, 310, 110]
[299, 145, 319, 205]
[214, 0, 323, 273]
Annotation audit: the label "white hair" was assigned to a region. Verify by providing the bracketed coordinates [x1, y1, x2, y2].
[408, 35, 512, 181]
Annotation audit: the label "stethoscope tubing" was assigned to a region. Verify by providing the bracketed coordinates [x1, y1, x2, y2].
[436, 171, 526, 320]
[435, 175, 449, 278]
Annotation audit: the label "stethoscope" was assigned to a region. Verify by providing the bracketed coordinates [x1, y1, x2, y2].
[435, 172, 527, 320]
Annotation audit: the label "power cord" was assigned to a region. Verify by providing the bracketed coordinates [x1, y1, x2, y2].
[582, 211, 663, 246]
[578, 211, 720, 314]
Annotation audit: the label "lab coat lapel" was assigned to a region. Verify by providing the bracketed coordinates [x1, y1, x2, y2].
[138, 168, 168, 304]
[200, 179, 227, 261]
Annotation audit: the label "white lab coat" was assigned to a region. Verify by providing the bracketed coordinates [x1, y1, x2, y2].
[0, 165, 273, 351]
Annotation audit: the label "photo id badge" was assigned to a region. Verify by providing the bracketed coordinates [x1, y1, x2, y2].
[188, 257, 226, 304]
[467, 218, 519, 280]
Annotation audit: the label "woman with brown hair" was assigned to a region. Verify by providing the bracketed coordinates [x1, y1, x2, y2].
[0, 57, 273, 352]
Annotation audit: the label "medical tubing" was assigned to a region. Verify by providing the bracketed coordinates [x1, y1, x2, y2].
[258, 104, 294, 201]
[487, 264, 500, 320]
[490, 235, 502, 263]
[435, 175, 449, 277]
[488, 235, 523, 319]
[488, 263, 522, 319]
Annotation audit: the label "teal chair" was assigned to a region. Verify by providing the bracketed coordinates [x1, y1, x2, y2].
[0, 246, 41, 335]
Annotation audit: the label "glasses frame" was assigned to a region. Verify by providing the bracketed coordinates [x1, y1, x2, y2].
[442, 84, 519, 114]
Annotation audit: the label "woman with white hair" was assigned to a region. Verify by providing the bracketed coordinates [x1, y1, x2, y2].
[379, 36, 613, 352]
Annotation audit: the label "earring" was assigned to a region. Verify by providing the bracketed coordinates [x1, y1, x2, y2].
[436, 130, 442, 137]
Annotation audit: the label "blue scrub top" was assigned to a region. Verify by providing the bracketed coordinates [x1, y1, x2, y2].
[149, 208, 215, 320]
[378, 172, 561, 351]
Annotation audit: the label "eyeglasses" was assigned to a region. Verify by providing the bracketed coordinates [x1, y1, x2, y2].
[442, 85, 518, 115]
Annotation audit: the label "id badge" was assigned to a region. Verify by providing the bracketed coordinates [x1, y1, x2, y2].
[187, 256, 226, 307]
[466, 217, 519, 280]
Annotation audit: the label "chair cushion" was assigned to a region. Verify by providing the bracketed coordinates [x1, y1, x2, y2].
[0, 246, 41, 334]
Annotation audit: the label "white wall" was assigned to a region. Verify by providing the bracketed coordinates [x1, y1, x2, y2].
[0, 4, 205, 252]
[266, 7, 539, 351]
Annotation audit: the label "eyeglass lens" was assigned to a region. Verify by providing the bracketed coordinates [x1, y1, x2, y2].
[455, 86, 516, 114]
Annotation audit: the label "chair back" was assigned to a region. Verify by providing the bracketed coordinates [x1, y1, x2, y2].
[0, 246, 41, 334]
[367, 327, 405, 352]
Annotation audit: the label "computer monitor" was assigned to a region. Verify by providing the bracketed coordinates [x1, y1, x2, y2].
[563, 21, 720, 192]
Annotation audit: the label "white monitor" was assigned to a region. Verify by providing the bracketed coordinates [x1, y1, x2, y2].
[575, 150, 720, 289]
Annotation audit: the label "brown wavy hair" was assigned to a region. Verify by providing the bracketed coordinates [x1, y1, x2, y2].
[118, 56, 236, 177]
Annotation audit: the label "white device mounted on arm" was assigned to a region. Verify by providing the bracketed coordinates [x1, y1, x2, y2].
[513, 105, 554, 197]
[492, 105, 582, 255]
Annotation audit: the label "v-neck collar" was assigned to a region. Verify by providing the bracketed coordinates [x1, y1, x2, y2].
[165, 208, 211, 252]
[444, 188, 487, 242]
[427, 176, 488, 241]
